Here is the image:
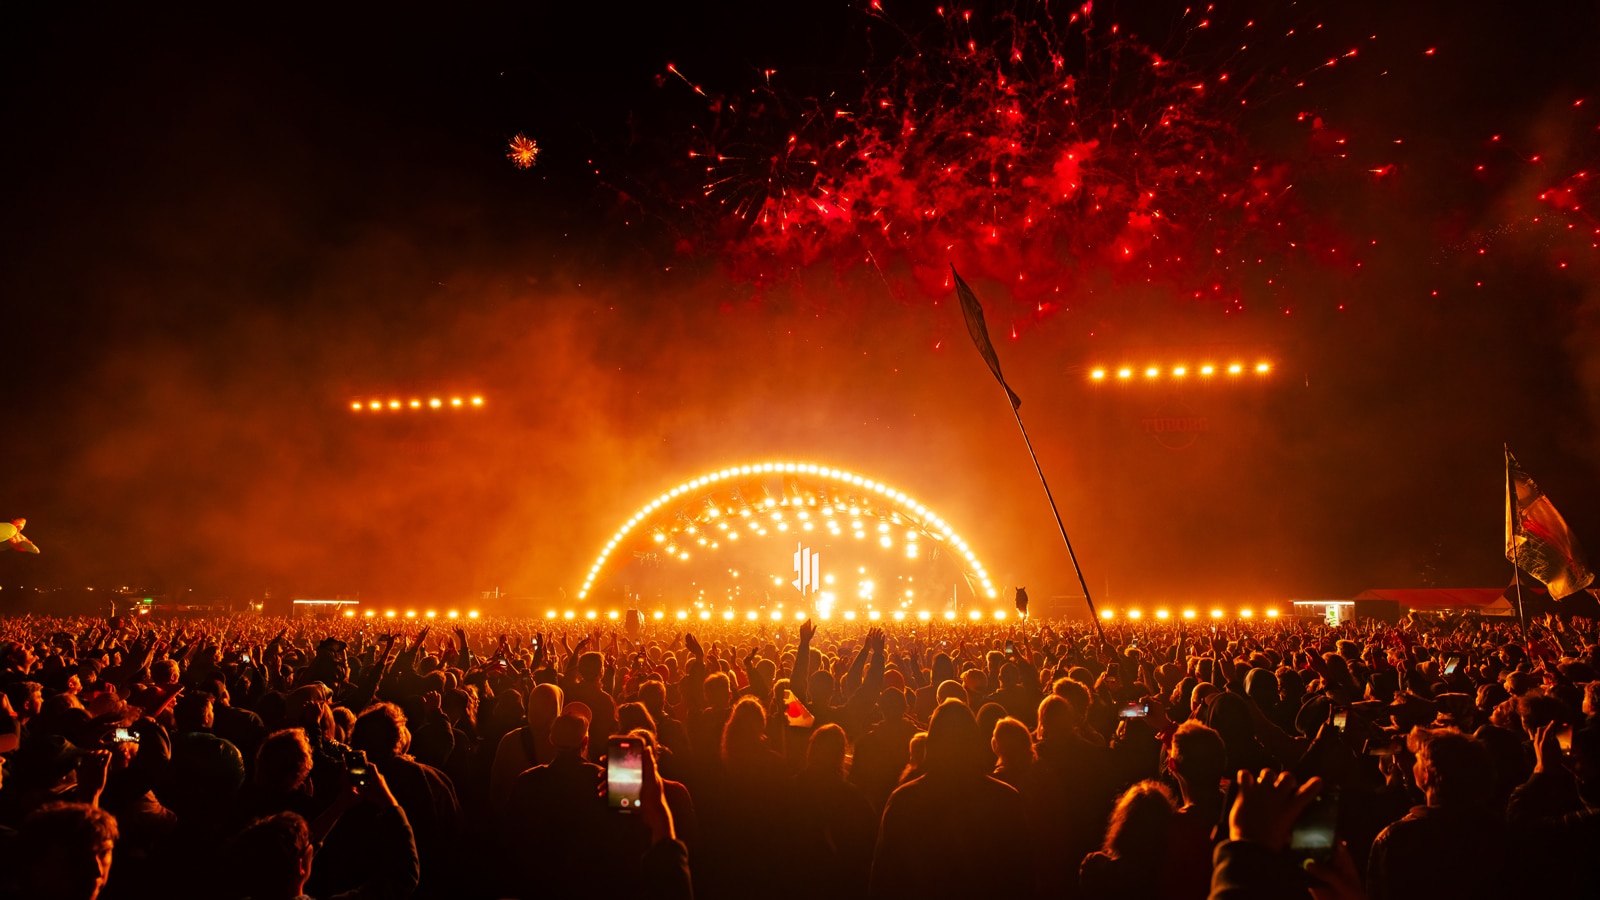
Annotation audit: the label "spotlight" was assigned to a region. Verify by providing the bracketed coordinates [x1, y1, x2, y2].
[429, 398, 442, 408]
[425, 610, 436, 619]
[771, 610, 784, 621]
[409, 400, 421, 409]
[389, 400, 401, 410]
[1182, 609, 1197, 619]
[1117, 368, 1133, 379]
[471, 396, 484, 406]
[608, 610, 620, 620]
[546, 610, 558, 619]
[993, 609, 1007, 620]
[1255, 362, 1270, 374]
[1156, 609, 1170, 620]
[451, 397, 463, 407]
[1144, 366, 1159, 378]
[1091, 369, 1106, 380]
[369, 401, 382, 410]
[676, 611, 688, 620]
[343, 609, 355, 617]
[867, 610, 881, 621]
[350, 402, 363, 411]
[1227, 364, 1243, 375]
[1240, 608, 1254, 618]
[1265, 608, 1280, 618]
[1210, 609, 1224, 619]
[1100, 609, 1115, 620]
[893, 610, 906, 621]
[699, 610, 711, 621]
[364, 610, 375, 618]
[1127, 609, 1142, 620]
[723, 610, 734, 620]
[585, 610, 597, 620]
[447, 610, 459, 619]
[944, 610, 957, 620]
[1200, 365, 1215, 376]
[385, 610, 397, 618]
[794, 610, 807, 620]
[564, 610, 576, 619]
[405, 610, 417, 618]
[745, 610, 757, 621]
[1172, 366, 1187, 377]
[653, 610, 664, 620]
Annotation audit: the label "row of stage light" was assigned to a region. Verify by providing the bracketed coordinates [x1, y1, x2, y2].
[546, 608, 1012, 622]
[342, 609, 480, 619]
[350, 397, 485, 411]
[1100, 607, 1281, 620]
[1089, 362, 1271, 381]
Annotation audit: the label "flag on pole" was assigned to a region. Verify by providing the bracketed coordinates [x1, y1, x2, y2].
[952, 266, 1022, 410]
[1506, 450, 1593, 599]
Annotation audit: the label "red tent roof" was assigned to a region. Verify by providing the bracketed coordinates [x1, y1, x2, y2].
[1351, 587, 1513, 613]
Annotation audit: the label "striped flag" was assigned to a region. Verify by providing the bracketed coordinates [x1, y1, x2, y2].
[1506, 450, 1593, 599]
[952, 266, 1021, 410]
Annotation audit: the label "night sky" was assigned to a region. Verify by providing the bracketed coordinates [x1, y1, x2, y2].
[3, 0, 1599, 612]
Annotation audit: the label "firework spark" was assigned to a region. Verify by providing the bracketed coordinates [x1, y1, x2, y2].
[508, 134, 541, 169]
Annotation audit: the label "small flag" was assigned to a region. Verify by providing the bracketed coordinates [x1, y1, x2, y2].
[0, 518, 39, 554]
[1014, 587, 1030, 616]
[952, 266, 1021, 410]
[1506, 450, 1593, 599]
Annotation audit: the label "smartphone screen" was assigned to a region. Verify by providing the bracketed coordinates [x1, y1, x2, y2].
[1558, 726, 1574, 753]
[111, 726, 140, 744]
[607, 736, 644, 812]
[1332, 710, 1348, 731]
[1118, 701, 1149, 719]
[1443, 658, 1459, 675]
[1004, 640, 1016, 659]
[1289, 786, 1340, 865]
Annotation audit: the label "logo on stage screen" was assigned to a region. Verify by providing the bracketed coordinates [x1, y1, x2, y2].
[793, 542, 820, 595]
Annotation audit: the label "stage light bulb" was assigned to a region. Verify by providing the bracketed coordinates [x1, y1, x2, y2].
[471, 396, 484, 406]
[608, 610, 620, 620]
[564, 610, 576, 619]
[993, 609, 1007, 620]
[429, 398, 441, 408]
[1256, 363, 1270, 374]
[451, 397, 463, 407]
[698, 610, 711, 621]
[795, 610, 807, 620]
[867, 610, 881, 621]
[1200, 365, 1215, 376]
[1100, 609, 1114, 620]
[745, 610, 757, 621]
[1227, 364, 1243, 375]
[723, 610, 734, 620]
[1266, 608, 1280, 618]
[1156, 609, 1170, 620]
[1239, 608, 1254, 618]
[676, 610, 688, 620]
[944, 610, 957, 620]
[893, 610, 906, 621]
[1210, 609, 1224, 619]
[409, 400, 421, 409]
[918, 610, 931, 621]
[369, 401, 381, 410]
[802, 522, 813, 531]
[968, 609, 982, 621]
[843, 610, 856, 621]
[405, 610, 417, 618]
[770, 610, 783, 621]
[343, 609, 356, 617]
[1091, 369, 1106, 380]
[1117, 368, 1132, 379]
[585, 610, 597, 620]
[350, 402, 362, 411]
[425, 610, 436, 618]
[364, 610, 375, 618]
[1172, 367, 1187, 377]
[546, 610, 558, 619]
[1183, 609, 1196, 619]
[385, 610, 397, 618]
[880, 536, 892, 547]
[1145, 367, 1159, 378]
[389, 401, 401, 410]
[1127, 609, 1142, 620]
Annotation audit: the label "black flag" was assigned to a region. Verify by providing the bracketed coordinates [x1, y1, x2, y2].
[952, 266, 1022, 410]
[1014, 587, 1030, 616]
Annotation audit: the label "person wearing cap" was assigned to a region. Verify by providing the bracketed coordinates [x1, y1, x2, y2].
[503, 709, 606, 888]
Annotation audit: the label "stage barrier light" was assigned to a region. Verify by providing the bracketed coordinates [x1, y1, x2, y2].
[993, 609, 1007, 620]
[918, 610, 931, 621]
[1100, 609, 1115, 620]
[1265, 608, 1280, 618]
[405, 610, 417, 618]
[1240, 608, 1254, 618]
[1127, 609, 1143, 620]
[1156, 609, 1170, 620]
[1182, 609, 1196, 619]
[1210, 609, 1224, 619]
[585, 610, 597, 620]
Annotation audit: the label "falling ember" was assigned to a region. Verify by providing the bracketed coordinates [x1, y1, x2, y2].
[507, 134, 541, 169]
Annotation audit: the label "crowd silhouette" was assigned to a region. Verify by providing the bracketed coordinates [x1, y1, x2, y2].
[0, 608, 1594, 899]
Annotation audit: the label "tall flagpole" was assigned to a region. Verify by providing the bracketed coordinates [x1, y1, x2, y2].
[950, 266, 1107, 645]
[1506, 445, 1529, 640]
[1008, 402, 1109, 645]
